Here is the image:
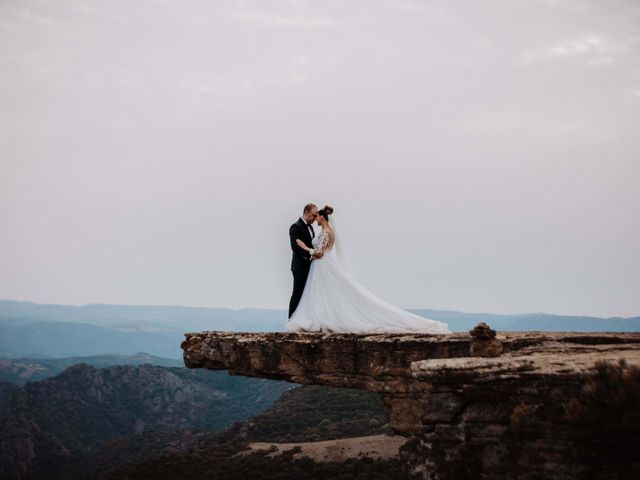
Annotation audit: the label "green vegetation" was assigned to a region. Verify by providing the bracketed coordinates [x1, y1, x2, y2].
[226, 384, 388, 443]
[9, 364, 290, 448]
[0, 364, 291, 479]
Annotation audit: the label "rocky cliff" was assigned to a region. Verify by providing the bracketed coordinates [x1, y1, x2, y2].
[182, 326, 640, 479]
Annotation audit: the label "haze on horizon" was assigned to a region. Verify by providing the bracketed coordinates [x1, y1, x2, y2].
[1, 0, 639, 318]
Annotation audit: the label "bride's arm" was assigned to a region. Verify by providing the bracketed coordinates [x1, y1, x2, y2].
[297, 230, 332, 257]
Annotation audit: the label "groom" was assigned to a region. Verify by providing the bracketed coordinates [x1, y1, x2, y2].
[288, 203, 322, 318]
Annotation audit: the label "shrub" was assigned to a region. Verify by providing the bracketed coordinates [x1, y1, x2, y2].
[565, 359, 640, 479]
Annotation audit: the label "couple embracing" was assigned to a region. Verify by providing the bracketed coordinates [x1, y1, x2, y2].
[286, 203, 450, 334]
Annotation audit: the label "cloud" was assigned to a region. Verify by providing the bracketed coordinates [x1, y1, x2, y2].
[232, 10, 338, 29]
[521, 35, 632, 66]
[550, 36, 626, 56]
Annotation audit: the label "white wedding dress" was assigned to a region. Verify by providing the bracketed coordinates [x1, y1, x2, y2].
[286, 227, 451, 334]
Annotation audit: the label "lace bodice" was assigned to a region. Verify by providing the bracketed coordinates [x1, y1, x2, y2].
[312, 229, 333, 254]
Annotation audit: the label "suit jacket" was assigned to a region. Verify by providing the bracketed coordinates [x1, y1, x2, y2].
[290, 218, 314, 272]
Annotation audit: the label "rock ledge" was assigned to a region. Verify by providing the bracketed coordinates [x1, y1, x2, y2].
[182, 329, 640, 479]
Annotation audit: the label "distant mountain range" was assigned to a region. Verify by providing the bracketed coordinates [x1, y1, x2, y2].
[410, 309, 640, 333]
[0, 353, 183, 386]
[0, 300, 285, 358]
[1, 300, 638, 359]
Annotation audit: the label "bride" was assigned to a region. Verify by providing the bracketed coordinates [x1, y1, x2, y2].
[286, 205, 450, 334]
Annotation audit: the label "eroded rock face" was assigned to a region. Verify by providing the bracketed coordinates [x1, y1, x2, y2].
[183, 331, 472, 394]
[181, 330, 640, 479]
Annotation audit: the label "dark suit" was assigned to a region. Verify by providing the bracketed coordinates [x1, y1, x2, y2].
[289, 218, 315, 318]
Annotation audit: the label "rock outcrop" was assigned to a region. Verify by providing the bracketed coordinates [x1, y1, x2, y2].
[182, 329, 640, 479]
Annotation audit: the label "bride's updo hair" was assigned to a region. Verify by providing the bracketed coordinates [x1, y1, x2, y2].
[318, 205, 334, 220]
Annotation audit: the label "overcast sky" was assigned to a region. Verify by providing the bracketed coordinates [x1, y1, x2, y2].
[1, 0, 639, 317]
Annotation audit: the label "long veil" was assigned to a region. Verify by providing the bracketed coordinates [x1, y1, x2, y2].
[329, 213, 351, 275]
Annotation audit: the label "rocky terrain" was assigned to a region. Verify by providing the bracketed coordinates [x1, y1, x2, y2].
[182, 325, 640, 479]
[242, 434, 406, 463]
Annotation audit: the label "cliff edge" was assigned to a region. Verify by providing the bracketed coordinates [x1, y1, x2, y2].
[182, 327, 640, 479]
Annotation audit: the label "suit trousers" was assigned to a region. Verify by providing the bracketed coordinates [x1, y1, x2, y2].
[289, 269, 310, 318]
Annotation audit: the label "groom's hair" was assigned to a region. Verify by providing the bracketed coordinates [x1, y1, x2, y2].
[303, 203, 317, 213]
